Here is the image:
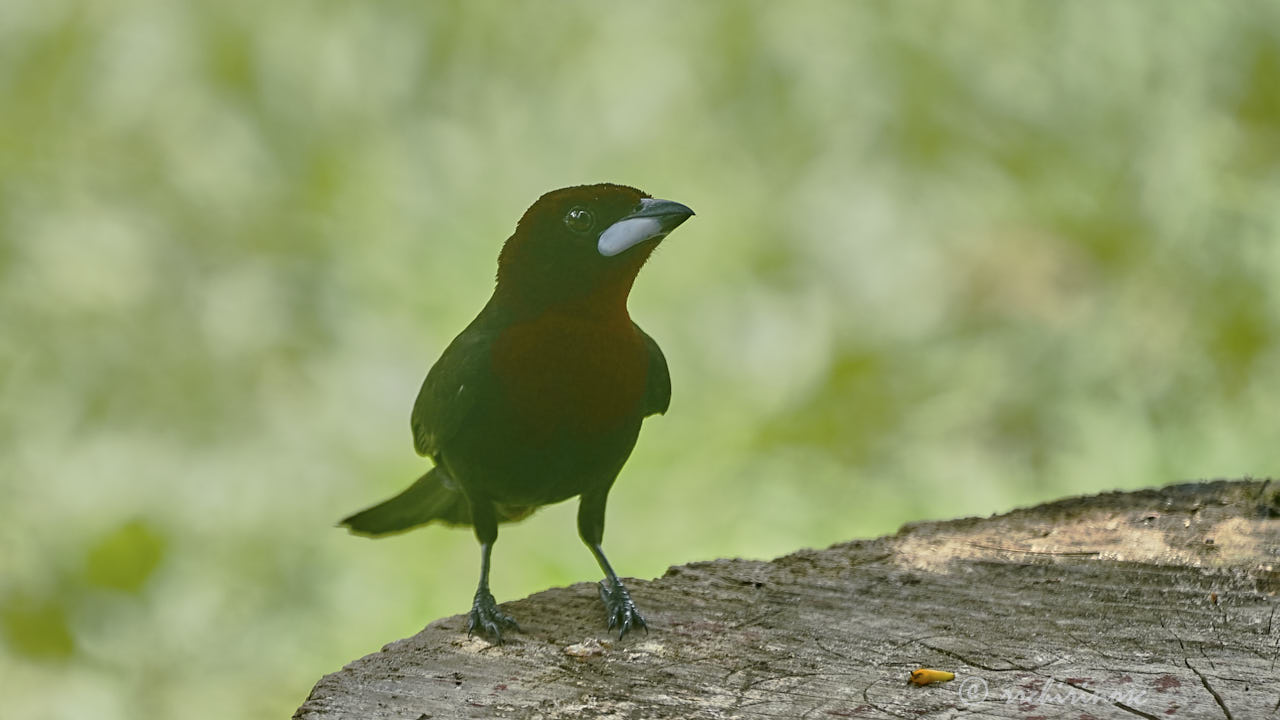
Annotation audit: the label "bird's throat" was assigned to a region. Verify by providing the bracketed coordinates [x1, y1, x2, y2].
[494, 251, 650, 323]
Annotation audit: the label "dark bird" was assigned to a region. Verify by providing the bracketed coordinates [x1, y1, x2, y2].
[341, 183, 694, 641]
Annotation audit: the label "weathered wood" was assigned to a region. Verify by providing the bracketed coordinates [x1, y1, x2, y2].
[296, 480, 1279, 719]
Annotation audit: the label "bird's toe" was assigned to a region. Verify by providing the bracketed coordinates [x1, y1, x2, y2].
[598, 579, 647, 640]
[467, 589, 520, 643]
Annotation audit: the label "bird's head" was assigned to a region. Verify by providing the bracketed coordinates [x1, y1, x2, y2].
[495, 183, 694, 313]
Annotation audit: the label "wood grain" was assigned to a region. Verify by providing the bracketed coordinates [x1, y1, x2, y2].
[296, 479, 1279, 719]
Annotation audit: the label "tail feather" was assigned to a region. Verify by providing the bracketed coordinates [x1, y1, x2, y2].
[340, 467, 471, 537]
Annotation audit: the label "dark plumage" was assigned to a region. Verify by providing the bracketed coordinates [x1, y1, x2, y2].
[342, 183, 694, 641]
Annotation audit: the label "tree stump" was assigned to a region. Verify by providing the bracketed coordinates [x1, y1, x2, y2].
[295, 479, 1279, 719]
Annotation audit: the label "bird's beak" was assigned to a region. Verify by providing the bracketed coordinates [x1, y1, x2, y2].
[597, 198, 695, 257]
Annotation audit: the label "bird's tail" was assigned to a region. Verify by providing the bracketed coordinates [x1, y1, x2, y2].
[340, 467, 472, 537]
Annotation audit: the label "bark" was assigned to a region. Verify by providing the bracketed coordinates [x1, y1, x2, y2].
[296, 479, 1280, 719]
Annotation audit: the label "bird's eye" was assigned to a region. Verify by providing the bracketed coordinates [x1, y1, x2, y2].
[564, 207, 594, 234]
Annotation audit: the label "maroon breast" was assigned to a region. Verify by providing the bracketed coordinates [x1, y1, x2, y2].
[490, 312, 648, 440]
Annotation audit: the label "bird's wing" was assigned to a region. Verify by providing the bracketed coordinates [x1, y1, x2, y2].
[411, 322, 495, 458]
[636, 323, 671, 417]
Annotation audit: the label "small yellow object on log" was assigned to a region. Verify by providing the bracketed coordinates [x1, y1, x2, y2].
[909, 669, 955, 686]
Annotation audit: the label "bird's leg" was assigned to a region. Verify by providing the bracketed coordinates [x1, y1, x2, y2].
[466, 499, 519, 642]
[589, 542, 648, 639]
[578, 491, 647, 639]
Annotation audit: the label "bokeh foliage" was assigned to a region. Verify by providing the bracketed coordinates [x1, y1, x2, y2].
[3, 2, 1278, 718]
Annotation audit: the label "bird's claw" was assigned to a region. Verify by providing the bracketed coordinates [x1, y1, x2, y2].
[467, 589, 520, 643]
[598, 579, 647, 640]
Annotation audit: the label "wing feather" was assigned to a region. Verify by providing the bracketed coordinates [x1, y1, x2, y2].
[411, 323, 495, 457]
[635, 324, 671, 417]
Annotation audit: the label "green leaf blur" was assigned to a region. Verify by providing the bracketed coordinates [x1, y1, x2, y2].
[84, 520, 166, 593]
[1, 592, 75, 661]
[2, 2, 1278, 719]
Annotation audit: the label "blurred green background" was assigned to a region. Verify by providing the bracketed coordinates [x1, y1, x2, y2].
[3, 1, 1279, 718]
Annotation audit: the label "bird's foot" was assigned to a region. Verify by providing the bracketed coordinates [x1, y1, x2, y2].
[598, 578, 647, 640]
[467, 588, 520, 643]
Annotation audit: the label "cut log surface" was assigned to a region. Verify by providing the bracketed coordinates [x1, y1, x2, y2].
[296, 480, 1280, 719]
